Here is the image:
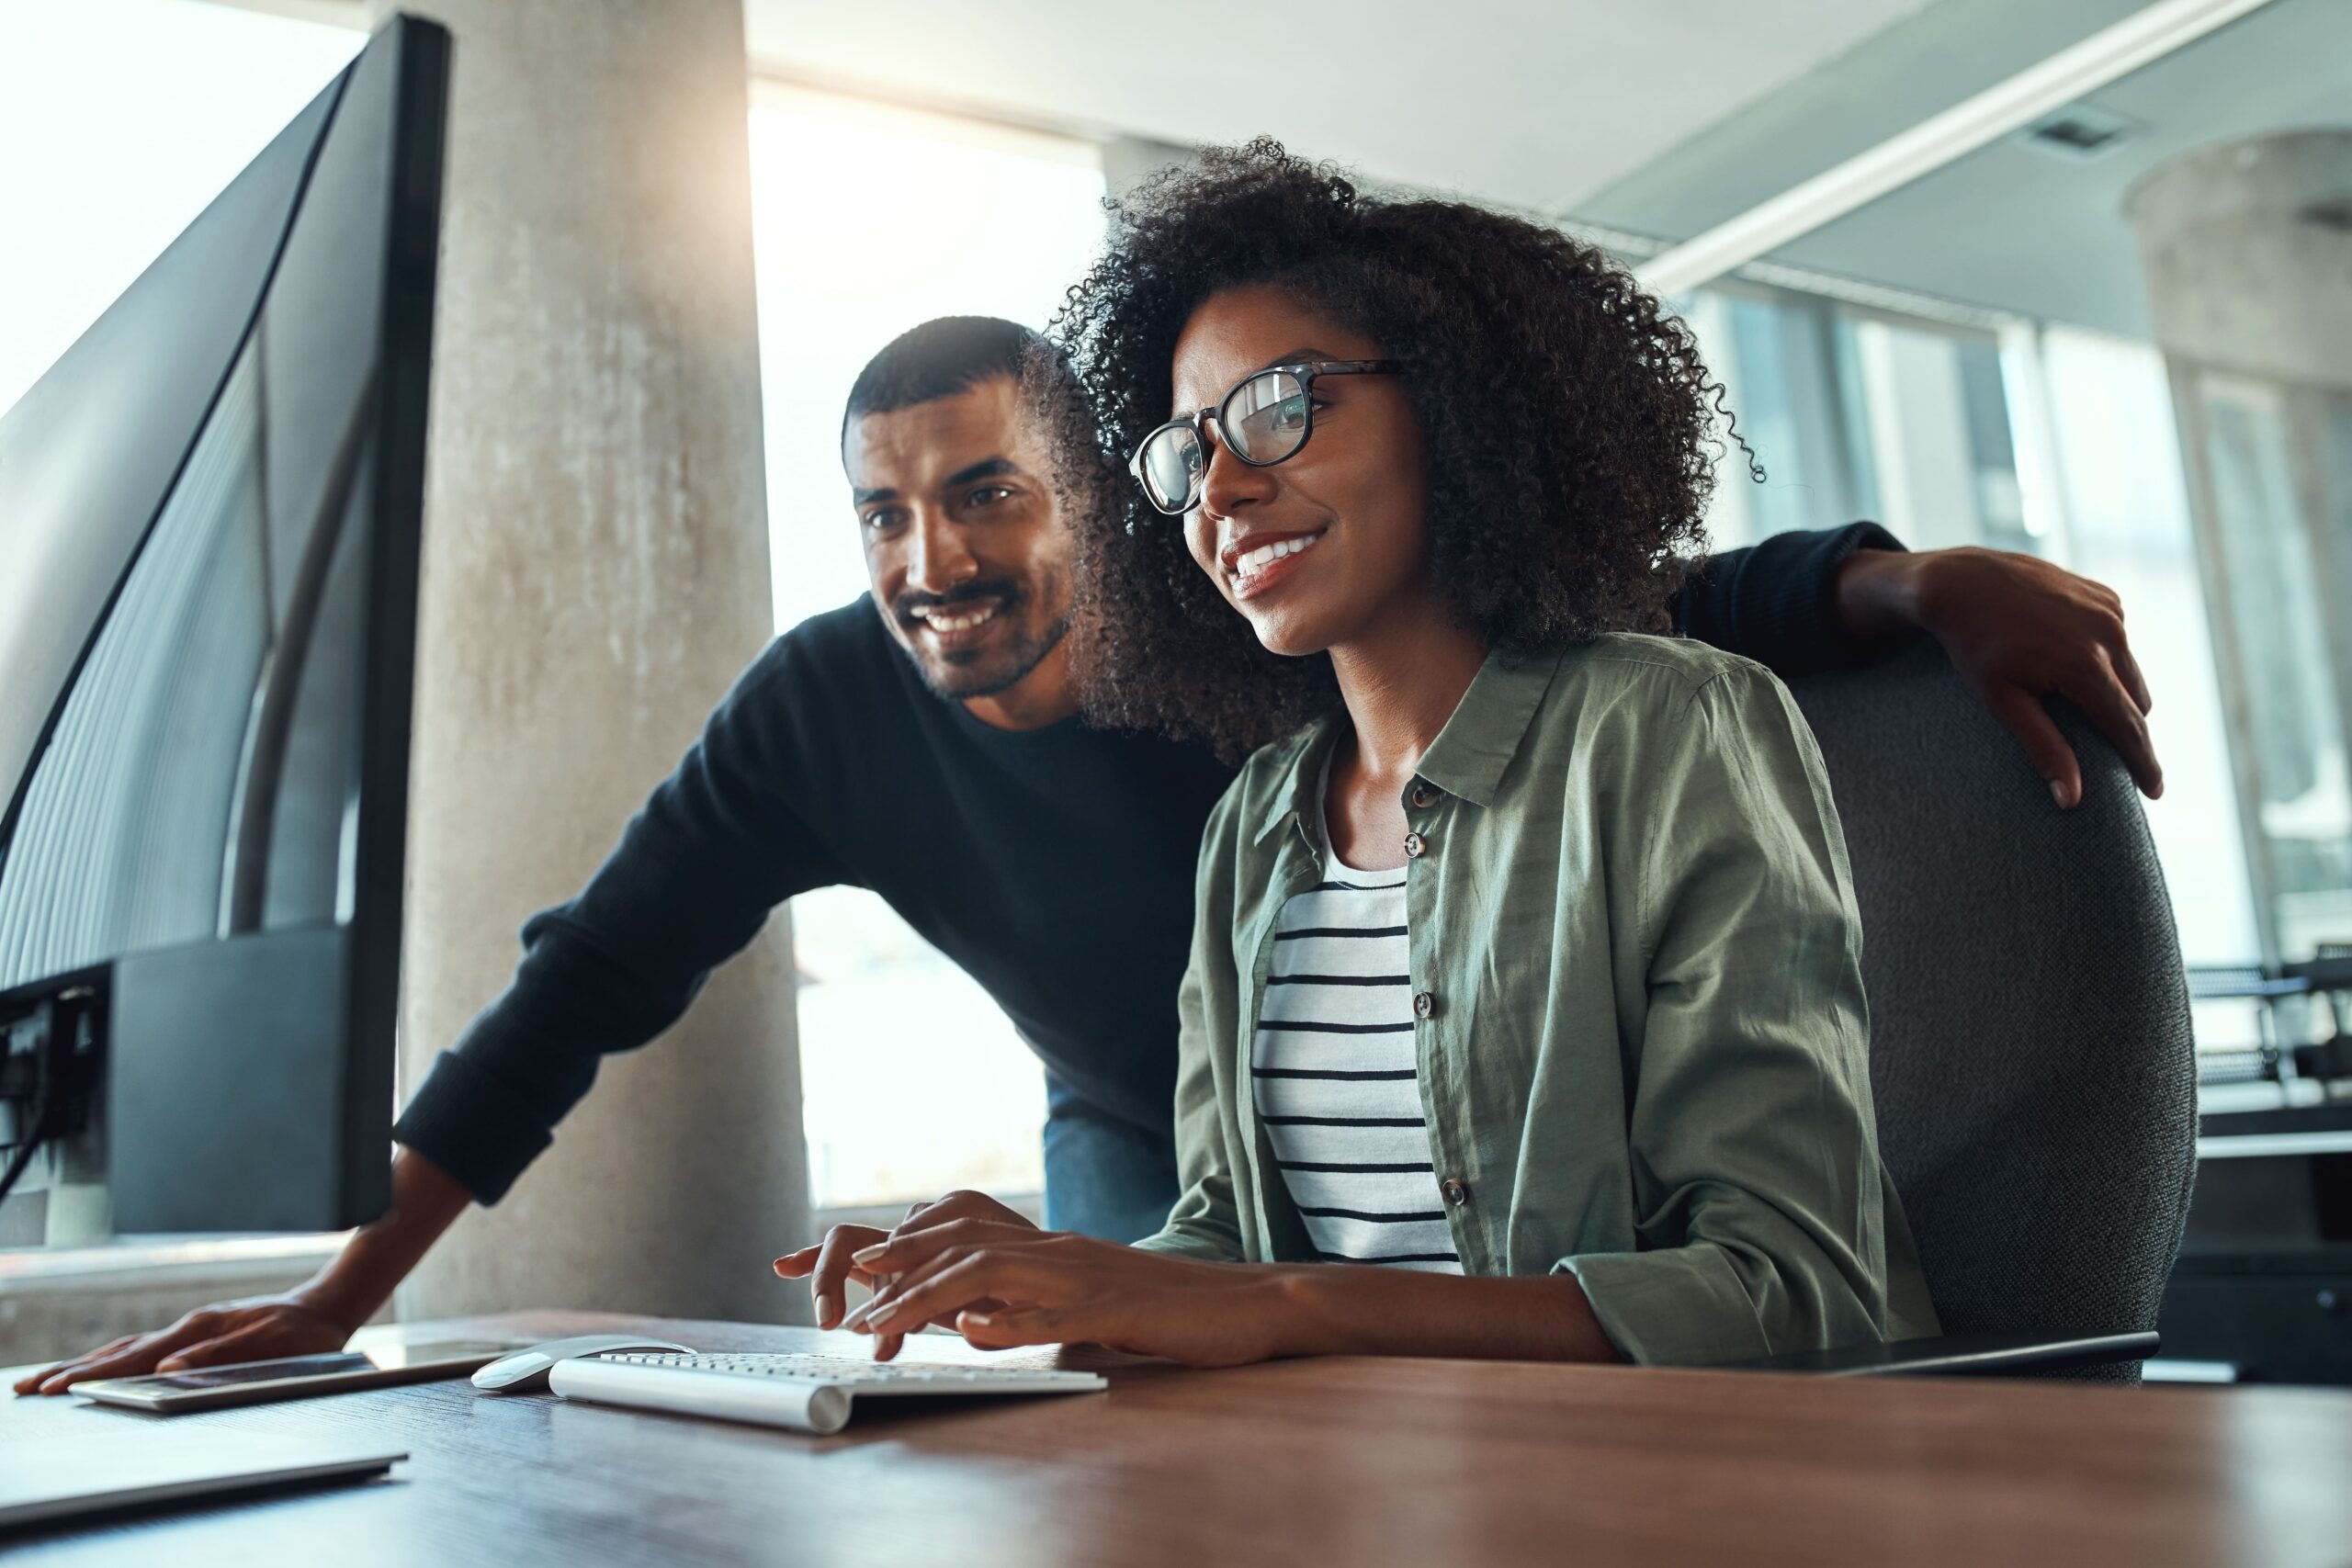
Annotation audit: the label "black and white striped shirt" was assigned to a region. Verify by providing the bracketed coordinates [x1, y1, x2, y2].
[1253, 845, 1463, 1274]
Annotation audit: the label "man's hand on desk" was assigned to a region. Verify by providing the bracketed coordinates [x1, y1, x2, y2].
[11, 1292, 356, 1396]
[1837, 546, 2164, 810]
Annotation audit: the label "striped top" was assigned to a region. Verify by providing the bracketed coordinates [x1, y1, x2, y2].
[1252, 833, 1463, 1274]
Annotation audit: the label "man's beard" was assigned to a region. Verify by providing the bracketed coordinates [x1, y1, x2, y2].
[883, 578, 1071, 701]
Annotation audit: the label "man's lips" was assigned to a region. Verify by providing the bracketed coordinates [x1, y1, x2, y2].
[899, 593, 1010, 651]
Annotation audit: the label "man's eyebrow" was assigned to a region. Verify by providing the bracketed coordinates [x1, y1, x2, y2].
[851, 487, 898, 507]
[944, 457, 1020, 488]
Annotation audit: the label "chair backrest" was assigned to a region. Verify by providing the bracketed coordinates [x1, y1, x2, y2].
[1788, 640, 2199, 1383]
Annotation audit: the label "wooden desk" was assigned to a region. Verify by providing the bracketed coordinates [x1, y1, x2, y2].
[6, 1310, 2351, 1566]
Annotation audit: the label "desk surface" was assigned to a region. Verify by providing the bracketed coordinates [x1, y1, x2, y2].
[6, 1310, 2352, 1567]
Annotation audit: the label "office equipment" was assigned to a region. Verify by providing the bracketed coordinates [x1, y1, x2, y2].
[12, 1312, 2352, 1564]
[0, 1427, 404, 1531]
[0, 15, 447, 1243]
[74, 1339, 523, 1413]
[1772, 641, 2199, 1381]
[548, 1350, 1109, 1435]
[471, 1334, 695, 1393]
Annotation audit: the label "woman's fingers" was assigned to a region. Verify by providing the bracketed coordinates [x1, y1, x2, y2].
[956, 1304, 1089, 1350]
[782, 1226, 885, 1329]
[861, 1252, 1064, 1337]
[854, 1216, 1041, 1280]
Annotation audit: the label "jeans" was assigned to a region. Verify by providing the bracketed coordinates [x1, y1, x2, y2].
[1040, 1076, 1180, 1243]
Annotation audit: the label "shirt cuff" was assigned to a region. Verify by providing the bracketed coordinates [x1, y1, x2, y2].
[1747, 520, 1910, 678]
[1555, 1247, 1775, 1367]
[391, 1051, 557, 1206]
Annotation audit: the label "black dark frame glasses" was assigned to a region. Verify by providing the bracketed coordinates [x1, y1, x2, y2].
[1127, 359, 1401, 516]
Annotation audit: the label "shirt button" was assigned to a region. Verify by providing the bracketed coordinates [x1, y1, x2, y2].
[1442, 1178, 1472, 1207]
[1410, 783, 1439, 810]
[1403, 831, 1426, 859]
[1413, 990, 1436, 1019]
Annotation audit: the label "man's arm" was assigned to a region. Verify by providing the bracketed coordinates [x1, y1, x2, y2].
[1675, 525, 2162, 809]
[16, 1147, 469, 1394]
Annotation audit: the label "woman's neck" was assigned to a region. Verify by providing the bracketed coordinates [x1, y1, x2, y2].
[1326, 591, 1490, 788]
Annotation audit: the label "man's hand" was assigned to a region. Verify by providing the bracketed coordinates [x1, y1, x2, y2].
[1837, 547, 2162, 809]
[842, 1219, 1292, 1369]
[11, 1292, 356, 1396]
[773, 1189, 1035, 1359]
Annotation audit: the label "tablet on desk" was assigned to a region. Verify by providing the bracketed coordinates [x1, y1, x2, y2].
[74, 1339, 526, 1413]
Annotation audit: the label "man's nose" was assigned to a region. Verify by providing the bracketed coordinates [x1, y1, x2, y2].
[905, 511, 979, 596]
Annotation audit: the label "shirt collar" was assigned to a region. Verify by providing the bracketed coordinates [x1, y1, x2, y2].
[1250, 646, 1566, 844]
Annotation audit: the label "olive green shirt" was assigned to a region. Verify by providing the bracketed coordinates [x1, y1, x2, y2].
[1136, 634, 1939, 1366]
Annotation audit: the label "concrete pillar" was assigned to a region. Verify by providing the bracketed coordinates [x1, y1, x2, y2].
[2129, 131, 2352, 964]
[372, 0, 811, 1325]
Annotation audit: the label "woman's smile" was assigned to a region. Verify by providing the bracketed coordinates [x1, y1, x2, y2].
[1222, 527, 1327, 601]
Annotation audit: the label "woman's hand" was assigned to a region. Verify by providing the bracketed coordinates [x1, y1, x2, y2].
[843, 1222, 1295, 1368]
[773, 1189, 1036, 1359]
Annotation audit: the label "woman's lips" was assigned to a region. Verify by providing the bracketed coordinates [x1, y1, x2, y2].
[1224, 530, 1325, 604]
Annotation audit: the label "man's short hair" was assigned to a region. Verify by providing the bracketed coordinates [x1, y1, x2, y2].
[841, 316, 1043, 447]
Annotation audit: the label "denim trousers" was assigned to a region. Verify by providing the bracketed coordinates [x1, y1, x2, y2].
[1040, 1076, 1180, 1243]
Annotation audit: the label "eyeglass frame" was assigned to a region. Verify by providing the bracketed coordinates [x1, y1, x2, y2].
[1126, 358, 1403, 518]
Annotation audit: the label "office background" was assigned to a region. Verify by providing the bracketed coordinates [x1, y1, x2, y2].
[0, 0, 2345, 1379]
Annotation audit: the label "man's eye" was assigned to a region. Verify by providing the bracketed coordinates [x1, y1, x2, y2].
[862, 509, 906, 533]
[966, 485, 1015, 508]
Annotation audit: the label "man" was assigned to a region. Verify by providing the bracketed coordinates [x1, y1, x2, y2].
[18, 316, 2159, 1392]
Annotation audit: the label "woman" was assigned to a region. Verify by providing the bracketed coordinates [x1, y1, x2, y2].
[778, 141, 1938, 1368]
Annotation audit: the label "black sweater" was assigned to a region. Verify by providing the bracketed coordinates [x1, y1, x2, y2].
[394, 524, 1902, 1202]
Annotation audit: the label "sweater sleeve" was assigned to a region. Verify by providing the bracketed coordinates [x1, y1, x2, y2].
[1670, 523, 1908, 679]
[391, 634, 856, 1204]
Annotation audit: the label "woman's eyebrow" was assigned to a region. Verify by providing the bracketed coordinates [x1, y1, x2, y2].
[1256, 346, 1329, 370]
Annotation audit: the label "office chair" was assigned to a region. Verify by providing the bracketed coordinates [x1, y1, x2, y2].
[1741, 638, 2199, 1382]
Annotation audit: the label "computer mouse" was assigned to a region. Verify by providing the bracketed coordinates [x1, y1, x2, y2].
[471, 1334, 695, 1393]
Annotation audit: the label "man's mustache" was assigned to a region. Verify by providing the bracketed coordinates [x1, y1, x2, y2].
[894, 580, 1023, 625]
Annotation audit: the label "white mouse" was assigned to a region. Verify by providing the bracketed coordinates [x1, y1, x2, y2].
[471, 1334, 695, 1393]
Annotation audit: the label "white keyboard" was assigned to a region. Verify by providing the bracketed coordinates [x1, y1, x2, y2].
[546, 1351, 1107, 1436]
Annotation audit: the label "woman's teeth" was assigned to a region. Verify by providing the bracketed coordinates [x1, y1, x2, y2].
[916, 604, 998, 633]
[1231, 533, 1321, 581]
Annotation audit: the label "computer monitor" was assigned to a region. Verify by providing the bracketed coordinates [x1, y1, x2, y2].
[0, 16, 447, 1243]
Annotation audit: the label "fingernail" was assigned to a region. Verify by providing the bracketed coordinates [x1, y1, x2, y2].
[2049, 780, 2069, 807]
[851, 1244, 887, 1264]
[962, 1313, 994, 1327]
[838, 1300, 876, 1332]
[863, 1302, 899, 1331]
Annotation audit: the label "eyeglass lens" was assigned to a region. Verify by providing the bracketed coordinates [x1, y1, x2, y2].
[1139, 368, 1309, 513]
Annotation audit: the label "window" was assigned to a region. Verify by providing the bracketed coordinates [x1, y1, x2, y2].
[0, 0, 360, 418]
[743, 84, 1107, 1210]
[1680, 281, 2258, 998]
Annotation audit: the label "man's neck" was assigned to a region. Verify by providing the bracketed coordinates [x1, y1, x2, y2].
[960, 637, 1081, 731]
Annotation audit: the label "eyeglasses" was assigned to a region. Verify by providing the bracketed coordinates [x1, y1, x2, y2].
[1127, 359, 1400, 517]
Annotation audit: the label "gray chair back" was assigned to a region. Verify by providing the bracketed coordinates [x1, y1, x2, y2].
[1788, 640, 2199, 1383]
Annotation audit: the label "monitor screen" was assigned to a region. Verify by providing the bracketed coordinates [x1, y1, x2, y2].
[0, 15, 446, 1239]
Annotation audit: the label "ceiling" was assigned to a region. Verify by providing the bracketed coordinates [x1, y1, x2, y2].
[740, 0, 1943, 215]
[1767, 0, 2351, 339]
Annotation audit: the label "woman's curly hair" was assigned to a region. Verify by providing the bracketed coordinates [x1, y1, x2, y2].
[1033, 139, 1748, 765]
